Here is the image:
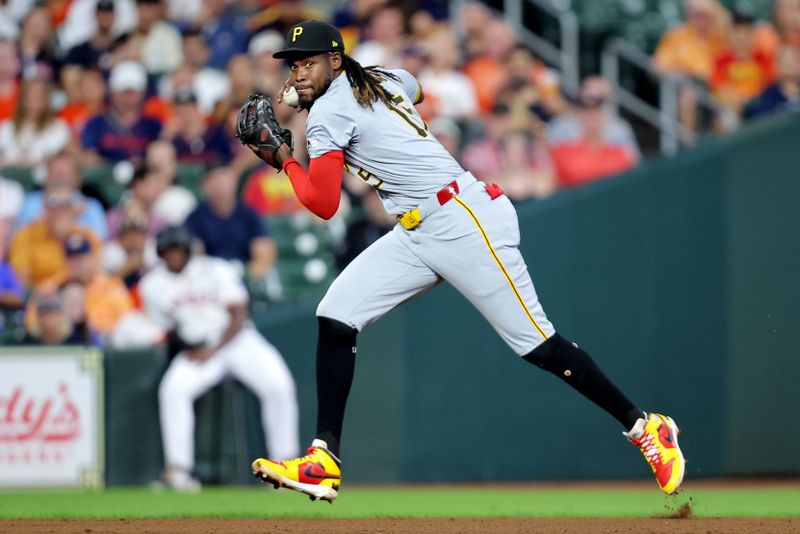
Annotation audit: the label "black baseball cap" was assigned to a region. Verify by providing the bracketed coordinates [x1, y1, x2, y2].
[96, 0, 114, 11]
[272, 20, 344, 60]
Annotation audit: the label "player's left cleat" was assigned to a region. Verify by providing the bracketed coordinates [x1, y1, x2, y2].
[252, 439, 341, 502]
[625, 412, 686, 494]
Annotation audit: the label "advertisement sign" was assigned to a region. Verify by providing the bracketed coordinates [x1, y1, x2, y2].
[0, 348, 104, 487]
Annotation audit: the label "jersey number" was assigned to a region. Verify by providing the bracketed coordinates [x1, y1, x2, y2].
[388, 94, 429, 138]
[344, 162, 384, 188]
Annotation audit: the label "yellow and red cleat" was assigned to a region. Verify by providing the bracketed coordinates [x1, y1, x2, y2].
[252, 439, 341, 502]
[626, 412, 686, 494]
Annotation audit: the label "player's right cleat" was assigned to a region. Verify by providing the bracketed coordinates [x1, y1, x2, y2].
[252, 439, 341, 502]
[625, 412, 686, 495]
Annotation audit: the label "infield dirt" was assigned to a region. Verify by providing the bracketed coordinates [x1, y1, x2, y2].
[2, 518, 798, 533]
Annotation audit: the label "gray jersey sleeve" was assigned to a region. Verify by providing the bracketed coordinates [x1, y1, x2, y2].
[390, 68, 422, 103]
[306, 104, 359, 159]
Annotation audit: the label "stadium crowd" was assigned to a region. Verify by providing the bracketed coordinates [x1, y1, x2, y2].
[0, 0, 798, 348]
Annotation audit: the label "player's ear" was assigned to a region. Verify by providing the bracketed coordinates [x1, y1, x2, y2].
[330, 51, 342, 71]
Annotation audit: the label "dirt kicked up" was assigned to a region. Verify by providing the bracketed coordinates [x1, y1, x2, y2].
[2, 518, 799, 534]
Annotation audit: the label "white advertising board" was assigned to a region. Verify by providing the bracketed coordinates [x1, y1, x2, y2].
[0, 348, 104, 487]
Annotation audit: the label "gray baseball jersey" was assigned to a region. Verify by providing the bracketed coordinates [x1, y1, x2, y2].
[306, 69, 464, 215]
[308, 69, 555, 355]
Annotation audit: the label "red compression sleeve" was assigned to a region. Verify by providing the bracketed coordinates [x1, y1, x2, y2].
[282, 150, 344, 220]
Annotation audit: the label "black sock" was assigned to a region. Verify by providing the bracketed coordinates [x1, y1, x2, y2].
[315, 316, 358, 457]
[523, 333, 643, 430]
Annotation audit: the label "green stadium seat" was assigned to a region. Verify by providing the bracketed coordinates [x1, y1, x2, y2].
[175, 163, 207, 200]
[2, 167, 36, 192]
[82, 163, 125, 207]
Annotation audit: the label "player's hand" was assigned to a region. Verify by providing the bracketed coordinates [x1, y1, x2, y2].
[277, 78, 304, 113]
[186, 345, 215, 362]
[235, 92, 294, 170]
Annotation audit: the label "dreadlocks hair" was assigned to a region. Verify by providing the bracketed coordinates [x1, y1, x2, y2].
[341, 54, 401, 108]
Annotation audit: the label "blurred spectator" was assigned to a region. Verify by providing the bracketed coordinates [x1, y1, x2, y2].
[106, 163, 168, 238]
[550, 92, 638, 188]
[146, 140, 197, 225]
[60, 280, 103, 346]
[653, 0, 730, 133]
[399, 44, 428, 79]
[0, 1, 27, 38]
[15, 152, 108, 239]
[22, 290, 87, 345]
[710, 10, 776, 126]
[495, 131, 556, 201]
[746, 44, 800, 118]
[462, 18, 518, 114]
[185, 167, 276, 281]
[352, 4, 406, 68]
[456, 0, 492, 60]
[248, 0, 325, 36]
[0, 253, 24, 311]
[502, 45, 567, 123]
[248, 30, 286, 95]
[653, 0, 728, 81]
[333, 0, 388, 53]
[38, 232, 133, 336]
[241, 167, 304, 216]
[0, 38, 20, 122]
[62, 0, 117, 71]
[161, 87, 233, 167]
[166, 0, 202, 25]
[408, 5, 446, 45]
[418, 30, 478, 120]
[160, 29, 230, 115]
[461, 103, 514, 181]
[0, 174, 24, 252]
[227, 54, 257, 105]
[58, 68, 107, 138]
[548, 77, 640, 158]
[9, 184, 102, 287]
[135, 0, 182, 75]
[58, 0, 137, 53]
[0, 77, 72, 167]
[17, 5, 56, 78]
[428, 116, 461, 157]
[81, 61, 161, 164]
[754, 0, 800, 57]
[194, 0, 250, 70]
[102, 214, 157, 294]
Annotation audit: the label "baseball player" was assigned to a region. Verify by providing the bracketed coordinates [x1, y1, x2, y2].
[139, 225, 299, 491]
[238, 20, 686, 502]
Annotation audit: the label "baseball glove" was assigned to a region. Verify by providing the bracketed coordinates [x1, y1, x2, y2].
[235, 93, 293, 169]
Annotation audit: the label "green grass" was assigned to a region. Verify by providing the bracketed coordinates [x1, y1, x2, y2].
[1, 485, 799, 518]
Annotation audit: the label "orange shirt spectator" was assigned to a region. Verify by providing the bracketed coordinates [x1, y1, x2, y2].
[753, 0, 800, 57]
[551, 142, 636, 188]
[0, 39, 20, 122]
[550, 94, 637, 188]
[710, 11, 776, 107]
[39, 233, 133, 335]
[710, 50, 775, 103]
[0, 82, 18, 123]
[9, 186, 102, 287]
[10, 220, 102, 288]
[463, 55, 508, 114]
[653, 0, 728, 80]
[462, 19, 518, 113]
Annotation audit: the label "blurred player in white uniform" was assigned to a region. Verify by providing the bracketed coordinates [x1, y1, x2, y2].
[139, 225, 299, 490]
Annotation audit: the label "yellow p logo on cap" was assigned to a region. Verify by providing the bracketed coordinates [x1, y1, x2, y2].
[292, 26, 303, 42]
